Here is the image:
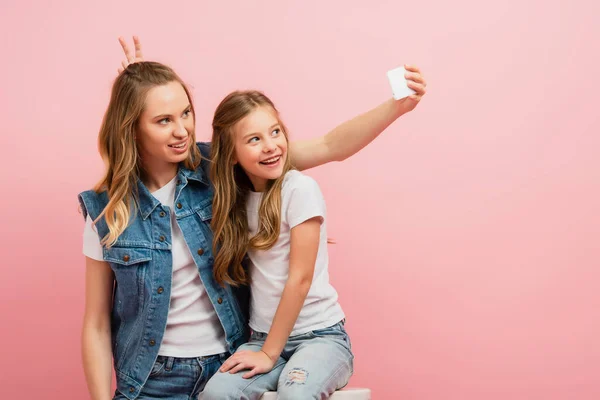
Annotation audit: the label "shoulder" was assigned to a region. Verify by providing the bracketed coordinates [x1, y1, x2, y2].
[78, 189, 109, 221]
[281, 170, 326, 226]
[282, 170, 322, 200]
[196, 141, 211, 158]
[283, 170, 321, 194]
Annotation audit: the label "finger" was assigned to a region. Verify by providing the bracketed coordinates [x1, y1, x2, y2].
[119, 37, 134, 63]
[118, 67, 123, 74]
[121, 60, 129, 71]
[404, 72, 425, 85]
[220, 364, 231, 372]
[133, 35, 144, 61]
[407, 81, 426, 95]
[219, 358, 236, 372]
[404, 64, 421, 74]
[409, 94, 421, 101]
[243, 368, 260, 379]
[229, 363, 250, 374]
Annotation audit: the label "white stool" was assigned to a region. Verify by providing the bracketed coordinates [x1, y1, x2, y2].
[260, 388, 371, 399]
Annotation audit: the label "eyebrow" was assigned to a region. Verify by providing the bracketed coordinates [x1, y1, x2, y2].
[152, 104, 191, 120]
[243, 123, 280, 139]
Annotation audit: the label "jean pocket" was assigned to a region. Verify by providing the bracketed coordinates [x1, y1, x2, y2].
[312, 321, 345, 334]
[148, 358, 166, 377]
[310, 322, 352, 350]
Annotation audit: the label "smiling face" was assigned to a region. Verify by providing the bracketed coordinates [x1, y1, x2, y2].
[136, 80, 194, 172]
[232, 105, 288, 192]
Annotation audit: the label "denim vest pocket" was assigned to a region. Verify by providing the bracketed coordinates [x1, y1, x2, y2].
[195, 203, 212, 221]
[104, 247, 152, 338]
[103, 247, 152, 265]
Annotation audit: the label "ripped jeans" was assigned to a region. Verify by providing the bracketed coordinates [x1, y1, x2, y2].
[199, 321, 354, 400]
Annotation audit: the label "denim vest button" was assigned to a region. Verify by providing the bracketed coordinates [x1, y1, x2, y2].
[177, 179, 182, 185]
[123, 255, 130, 262]
[197, 248, 204, 255]
[129, 387, 135, 393]
[176, 203, 182, 209]
[157, 287, 164, 294]
[159, 235, 165, 242]
[159, 211, 166, 217]
[149, 339, 156, 346]
[217, 297, 223, 304]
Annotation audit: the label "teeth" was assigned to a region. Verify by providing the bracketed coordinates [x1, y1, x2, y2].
[170, 143, 185, 148]
[262, 156, 280, 163]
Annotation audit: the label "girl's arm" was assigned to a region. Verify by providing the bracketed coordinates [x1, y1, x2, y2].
[219, 217, 321, 378]
[116, 37, 427, 170]
[82, 257, 115, 400]
[290, 74, 426, 171]
[260, 218, 320, 361]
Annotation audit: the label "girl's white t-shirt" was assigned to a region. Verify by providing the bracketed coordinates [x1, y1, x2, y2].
[83, 176, 227, 357]
[246, 170, 345, 336]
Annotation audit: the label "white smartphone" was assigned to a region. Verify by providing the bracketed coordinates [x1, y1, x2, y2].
[387, 66, 416, 100]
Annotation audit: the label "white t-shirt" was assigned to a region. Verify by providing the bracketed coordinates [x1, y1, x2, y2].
[83, 176, 227, 357]
[246, 170, 345, 336]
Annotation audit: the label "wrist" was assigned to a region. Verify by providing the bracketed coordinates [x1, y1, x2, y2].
[260, 348, 278, 363]
[389, 97, 408, 117]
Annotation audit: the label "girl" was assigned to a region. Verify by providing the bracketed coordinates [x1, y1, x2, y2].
[81, 41, 426, 400]
[199, 90, 374, 399]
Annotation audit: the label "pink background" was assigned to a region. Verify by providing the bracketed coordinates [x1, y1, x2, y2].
[1, 0, 599, 398]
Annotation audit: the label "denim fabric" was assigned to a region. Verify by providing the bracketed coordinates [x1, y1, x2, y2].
[79, 143, 249, 399]
[200, 321, 354, 400]
[112, 353, 228, 400]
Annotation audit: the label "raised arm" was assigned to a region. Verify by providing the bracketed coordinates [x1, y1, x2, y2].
[290, 65, 427, 170]
[115, 37, 427, 171]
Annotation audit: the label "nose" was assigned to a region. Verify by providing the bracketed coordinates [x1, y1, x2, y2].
[173, 119, 188, 139]
[262, 137, 277, 152]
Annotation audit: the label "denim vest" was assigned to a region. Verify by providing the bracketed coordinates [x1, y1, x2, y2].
[78, 142, 249, 399]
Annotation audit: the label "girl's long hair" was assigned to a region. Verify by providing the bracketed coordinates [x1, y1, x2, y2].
[210, 90, 293, 286]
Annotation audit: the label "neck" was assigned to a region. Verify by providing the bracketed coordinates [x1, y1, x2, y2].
[249, 177, 268, 192]
[140, 160, 179, 192]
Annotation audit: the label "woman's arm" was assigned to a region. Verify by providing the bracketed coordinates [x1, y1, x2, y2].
[219, 218, 321, 378]
[82, 257, 115, 400]
[290, 67, 426, 170]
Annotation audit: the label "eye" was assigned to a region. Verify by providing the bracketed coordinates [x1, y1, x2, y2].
[248, 136, 260, 143]
[158, 118, 171, 125]
[183, 109, 191, 118]
[271, 128, 280, 136]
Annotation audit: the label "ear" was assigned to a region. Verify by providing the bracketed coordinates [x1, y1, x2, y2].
[232, 154, 238, 165]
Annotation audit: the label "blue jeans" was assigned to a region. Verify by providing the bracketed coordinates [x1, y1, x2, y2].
[113, 352, 228, 399]
[200, 321, 354, 400]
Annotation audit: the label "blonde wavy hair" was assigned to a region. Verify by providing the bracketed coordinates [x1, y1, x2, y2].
[211, 90, 294, 286]
[93, 61, 201, 246]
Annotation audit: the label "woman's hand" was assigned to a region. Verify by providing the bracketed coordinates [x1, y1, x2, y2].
[117, 36, 144, 74]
